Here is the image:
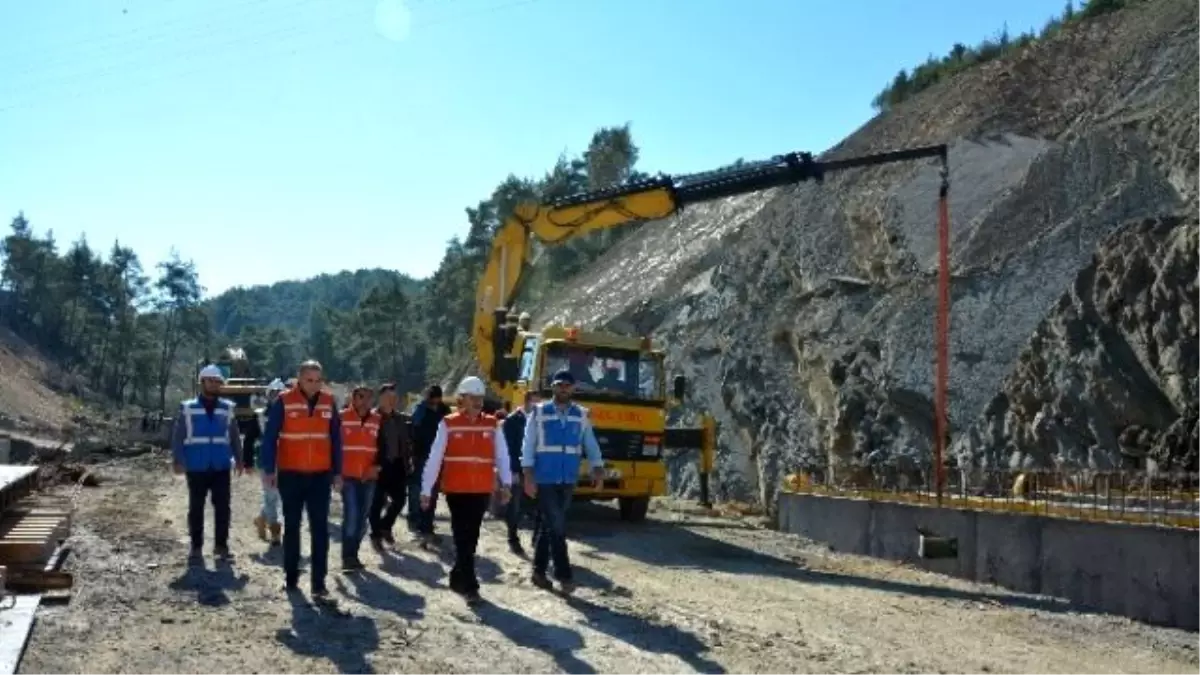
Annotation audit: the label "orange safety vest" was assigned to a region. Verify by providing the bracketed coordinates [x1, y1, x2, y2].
[439, 411, 498, 494]
[340, 407, 380, 480]
[277, 388, 335, 473]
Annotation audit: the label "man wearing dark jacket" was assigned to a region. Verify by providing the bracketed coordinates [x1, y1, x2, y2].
[369, 383, 415, 550]
[500, 391, 537, 555]
[407, 385, 451, 545]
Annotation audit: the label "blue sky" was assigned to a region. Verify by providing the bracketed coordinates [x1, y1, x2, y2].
[0, 0, 1065, 297]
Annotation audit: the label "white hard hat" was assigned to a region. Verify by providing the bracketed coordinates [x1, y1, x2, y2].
[457, 376, 486, 397]
[267, 378, 285, 391]
[197, 364, 225, 383]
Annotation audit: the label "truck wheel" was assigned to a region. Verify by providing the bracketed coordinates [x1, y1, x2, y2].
[618, 497, 650, 523]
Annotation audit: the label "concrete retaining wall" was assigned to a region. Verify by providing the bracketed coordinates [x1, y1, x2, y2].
[777, 492, 1199, 631]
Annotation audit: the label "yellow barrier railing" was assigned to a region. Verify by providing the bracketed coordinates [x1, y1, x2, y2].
[782, 469, 1200, 530]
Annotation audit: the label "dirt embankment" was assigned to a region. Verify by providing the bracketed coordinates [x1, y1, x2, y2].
[18, 452, 1198, 674]
[0, 327, 79, 437]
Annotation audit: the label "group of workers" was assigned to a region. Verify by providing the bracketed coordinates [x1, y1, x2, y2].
[171, 359, 605, 605]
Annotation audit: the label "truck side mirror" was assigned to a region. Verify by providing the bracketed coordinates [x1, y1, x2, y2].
[673, 375, 686, 401]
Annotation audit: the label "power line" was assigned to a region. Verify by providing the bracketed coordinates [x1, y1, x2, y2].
[0, 0, 548, 114]
[2, 0, 335, 81]
[2, 0, 478, 78]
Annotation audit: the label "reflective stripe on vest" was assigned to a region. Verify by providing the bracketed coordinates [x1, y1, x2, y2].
[532, 401, 587, 484]
[340, 408, 380, 479]
[440, 413, 497, 494]
[182, 401, 232, 446]
[180, 398, 234, 471]
[277, 389, 334, 473]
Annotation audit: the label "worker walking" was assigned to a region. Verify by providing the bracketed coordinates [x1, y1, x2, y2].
[369, 383, 415, 551]
[252, 378, 286, 546]
[171, 365, 244, 562]
[501, 391, 538, 556]
[409, 385, 451, 548]
[339, 385, 381, 572]
[522, 370, 604, 595]
[260, 360, 343, 598]
[420, 376, 512, 604]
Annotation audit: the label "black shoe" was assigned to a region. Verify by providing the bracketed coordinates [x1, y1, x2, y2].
[284, 581, 301, 594]
[188, 545, 203, 563]
[559, 580, 577, 596]
[381, 531, 396, 545]
[370, 536, 385, 553]
[531, 573, 553, 591]
[311, 585, 330, 598]
[464, 589, 483, 605]
[214, 544, 231, 560]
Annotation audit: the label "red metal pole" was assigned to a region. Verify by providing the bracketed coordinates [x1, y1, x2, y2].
[935, 173, 951, 507]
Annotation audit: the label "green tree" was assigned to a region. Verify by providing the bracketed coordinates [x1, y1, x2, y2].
[152, 252, 207, 411]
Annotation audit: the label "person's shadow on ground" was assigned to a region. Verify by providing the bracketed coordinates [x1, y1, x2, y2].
[378, 548, 446, 589]
[565, 595, 725, 674]
[276, 591, 380, 674]
[334, 569, 425, 620]
[469, 599, 596, 674]
[168, 558, 249, 607]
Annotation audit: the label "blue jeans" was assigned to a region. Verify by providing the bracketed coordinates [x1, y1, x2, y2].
[407, 458, 439, 535]
[278, 471, 331, 590]
[341, 478, 375, 561]
[533, 483, 575, 581]
[260, 475, 281, 525]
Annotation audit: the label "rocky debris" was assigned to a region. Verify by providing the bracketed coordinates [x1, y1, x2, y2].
[954, 213, 1199, 472]
[526, 0, 1199, 508]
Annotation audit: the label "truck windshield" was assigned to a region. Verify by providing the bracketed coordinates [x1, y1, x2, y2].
[542, 343, 663, 402]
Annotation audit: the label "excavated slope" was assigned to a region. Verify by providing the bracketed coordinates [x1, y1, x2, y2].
[532, 0, 1199, 507]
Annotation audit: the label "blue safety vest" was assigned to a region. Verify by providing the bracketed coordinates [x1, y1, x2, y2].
[531, 401, 586, 485]
[180, 397, 235, 472]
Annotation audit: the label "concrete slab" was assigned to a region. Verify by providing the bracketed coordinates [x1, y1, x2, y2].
[777, 491, 1200, 630]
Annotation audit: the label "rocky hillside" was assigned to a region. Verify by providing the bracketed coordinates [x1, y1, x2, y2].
[532, 0, 1199, 507]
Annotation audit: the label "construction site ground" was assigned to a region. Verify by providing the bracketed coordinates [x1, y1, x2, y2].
[18, 452, 1199, 674]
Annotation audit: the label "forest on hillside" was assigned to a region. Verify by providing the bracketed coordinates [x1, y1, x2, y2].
[0, 123, 645, 407]
[872, 0, 1135, 109]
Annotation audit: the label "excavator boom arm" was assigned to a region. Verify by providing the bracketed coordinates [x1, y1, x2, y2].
[473, 142, 949, 397]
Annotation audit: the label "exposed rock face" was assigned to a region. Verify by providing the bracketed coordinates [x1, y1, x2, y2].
[954, 214, 1199, 473]
[529, 0, 1199, 508]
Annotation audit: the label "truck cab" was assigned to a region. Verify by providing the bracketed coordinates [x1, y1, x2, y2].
[512, 324, 667, 521]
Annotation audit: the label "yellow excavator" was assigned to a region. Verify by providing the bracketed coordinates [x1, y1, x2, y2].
[474, 143, 951, 519]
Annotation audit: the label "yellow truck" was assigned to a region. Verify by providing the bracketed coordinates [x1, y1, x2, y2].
[503, 323, 715, 520]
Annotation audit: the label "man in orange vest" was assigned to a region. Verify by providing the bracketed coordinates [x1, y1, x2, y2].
[339, 384, 381, 572]
[420, 375, 512, 604]
[260, 359, 343, 599]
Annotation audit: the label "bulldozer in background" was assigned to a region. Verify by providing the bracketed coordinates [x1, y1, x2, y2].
[196, 346, 269, 427]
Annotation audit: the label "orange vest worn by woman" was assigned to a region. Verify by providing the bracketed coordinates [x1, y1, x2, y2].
[440, 411, 498, 494]
[277, 388, 335, 473]
[340, 408, 380, 480]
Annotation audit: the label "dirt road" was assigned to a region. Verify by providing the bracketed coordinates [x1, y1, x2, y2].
[19, 453, 1199, 674]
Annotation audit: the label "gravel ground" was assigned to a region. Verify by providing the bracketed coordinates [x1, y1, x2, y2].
[18, 453, 1199, 674]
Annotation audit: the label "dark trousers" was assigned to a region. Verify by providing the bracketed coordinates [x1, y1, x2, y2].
[533, 483, 575, 581]
[505, 474, 524, 541]
[186, 470, 231, 550]
[278, 471, 332, 590]
[407, 458, 439, 534]
[445, 493, 490, 593]
[369, 467, 408, 538]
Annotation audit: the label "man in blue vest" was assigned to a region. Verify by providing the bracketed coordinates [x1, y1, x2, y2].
[521, 369, 604, 594]
[171, 364, 245, 562]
